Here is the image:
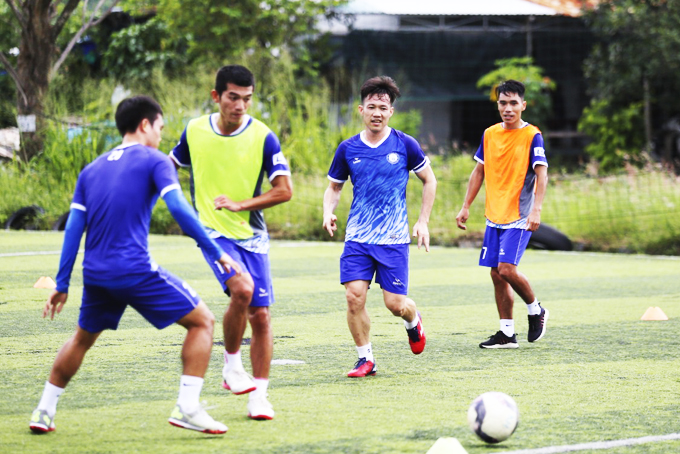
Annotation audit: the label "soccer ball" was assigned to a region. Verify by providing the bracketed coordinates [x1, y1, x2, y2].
[467, 392, 519, 444]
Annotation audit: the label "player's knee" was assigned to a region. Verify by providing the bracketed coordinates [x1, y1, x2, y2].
[201, 308, 216, 329]
[497, 263, 517, 281]
[72, 328, 99, 350]
[191, 304, 215, 332]
[248, 308, 270, 329]
[229, 278, 255, 304]
[384, 298, 406, 317]
[345, 289, 365, 312]
[490, 267, 504, 283]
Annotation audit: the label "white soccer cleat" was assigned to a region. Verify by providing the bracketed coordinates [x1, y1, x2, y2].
[168, 404, 228, 434]
[29, 408, 55, 433]
[247, 395, 275, 420]
[222, 365, 256, 395]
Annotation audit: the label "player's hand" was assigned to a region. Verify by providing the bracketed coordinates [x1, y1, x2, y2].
[44, 290, 68, 320]
[214, 195, 243, 212]
[456, 207, 469, 230]
[412, 220, 430, 252]
[218, 253, 242, 275]
[525, 211, 541, 232]
[323, 213, 338, 237]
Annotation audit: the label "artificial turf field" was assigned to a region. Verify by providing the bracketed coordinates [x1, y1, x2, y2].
[1, 231, 679, 454]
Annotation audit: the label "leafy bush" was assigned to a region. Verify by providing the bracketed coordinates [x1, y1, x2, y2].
[577, 99, 645, 171]
[102, 19, 188, 82]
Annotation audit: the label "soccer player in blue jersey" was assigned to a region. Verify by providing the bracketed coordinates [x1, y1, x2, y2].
[170, 65, 292, 419]
[29, 96, 241, 435]
[456, 80, 549, 349]
[322, 76, 437, 377]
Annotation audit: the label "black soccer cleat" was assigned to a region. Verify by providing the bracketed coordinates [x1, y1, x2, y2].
[527, 304, 549, 343]
[479, 331, 519, 349]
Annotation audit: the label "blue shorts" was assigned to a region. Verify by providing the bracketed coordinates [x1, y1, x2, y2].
[340, 241, 409, 295]
[479, 226, 532, 267]
[79, 267, 201, 333]
[201, 237, 274, 307]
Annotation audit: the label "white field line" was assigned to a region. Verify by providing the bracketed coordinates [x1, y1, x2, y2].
[497, 433, 680, 454]
[0, 250, 63, 257]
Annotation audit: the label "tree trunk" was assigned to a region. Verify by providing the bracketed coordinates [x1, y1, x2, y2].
[15, 1, 55, 162]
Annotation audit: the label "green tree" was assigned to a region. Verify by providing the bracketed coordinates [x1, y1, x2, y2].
[582, 0, 680, 169]
[0, 0, 120, 161]
[476, 57, 556, 132]
[155, 0, 343, 66]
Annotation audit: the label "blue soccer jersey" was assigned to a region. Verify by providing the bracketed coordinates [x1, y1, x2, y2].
[71, 142, 180, 284]
[328, 128, 430, 244]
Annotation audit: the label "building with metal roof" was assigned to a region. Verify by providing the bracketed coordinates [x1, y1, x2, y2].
[322, 0, 596, 154]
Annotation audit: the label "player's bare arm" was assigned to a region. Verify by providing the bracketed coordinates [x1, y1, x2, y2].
[44, 290, 68, 320]
[525, 164, 548, 232]
[456, 162, 485, 230]
[214, 175, 293, 212]
[413, 166, 437, 252]
[322, 181, 344, 237]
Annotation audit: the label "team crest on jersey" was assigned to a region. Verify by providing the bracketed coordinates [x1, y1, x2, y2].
[386, 153, 399, 164]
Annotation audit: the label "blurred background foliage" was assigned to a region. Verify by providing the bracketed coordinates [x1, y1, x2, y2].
[3, 0, 680, 254]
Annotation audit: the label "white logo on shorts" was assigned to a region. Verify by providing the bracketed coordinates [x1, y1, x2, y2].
[259, 287, 269, 297]
[500, 248, 506, 256]
[392, 278, 403, 286]
[182, 281, 198, 298]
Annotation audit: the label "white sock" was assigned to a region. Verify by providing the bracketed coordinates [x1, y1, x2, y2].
[500, 319, 515, 337]
[37, 381, 64, 417]
[527, 299, 541, 315]
[177, 375, 204, 413]
[224, 350, 243, 372]
[251, 378, 269, 399]
[357, 343, 374, 363]
[404, 312, 419, 330]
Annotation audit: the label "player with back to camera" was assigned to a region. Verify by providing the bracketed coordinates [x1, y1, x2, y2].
[456, 79, 549, 349]
[170, 65, 292, 420]
[29, 96, 242, 435]
[323, 76, 437, 377]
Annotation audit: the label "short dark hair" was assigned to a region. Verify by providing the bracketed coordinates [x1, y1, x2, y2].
[496, 80, 526, 99]
[360, 76, 401, 105]
[115, 96, 163, 136]
[215, 65, 255, 96]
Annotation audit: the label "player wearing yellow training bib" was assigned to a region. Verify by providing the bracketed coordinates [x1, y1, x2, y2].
[171, 65, 292, 421]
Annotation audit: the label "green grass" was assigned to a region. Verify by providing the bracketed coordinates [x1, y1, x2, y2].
[1, 231, 680, 453]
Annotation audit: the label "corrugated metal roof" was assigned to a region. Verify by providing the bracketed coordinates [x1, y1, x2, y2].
[338, 0, 560, 16]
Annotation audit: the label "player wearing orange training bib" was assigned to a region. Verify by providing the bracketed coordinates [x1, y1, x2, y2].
[456, 80, 549, 349]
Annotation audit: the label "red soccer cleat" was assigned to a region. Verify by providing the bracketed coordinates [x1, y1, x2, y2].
[347, 358, 377, 377]
[406, 312, 426, 354]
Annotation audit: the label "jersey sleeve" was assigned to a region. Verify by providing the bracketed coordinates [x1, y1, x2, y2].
[327, 143, 349, 183]
[169, 127, 191, 168]
[403, 134, 430, 173]
[263, 132, 291, 181]
[530, 133, 548, 168]
[71, 171, 87, 212]
[474, 132, 485, 164]
[152, 151, 182, 197]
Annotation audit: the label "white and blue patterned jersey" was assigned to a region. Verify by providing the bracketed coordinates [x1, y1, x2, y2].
[71, 142, 179, 284]
[328, 128, 430, 244]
